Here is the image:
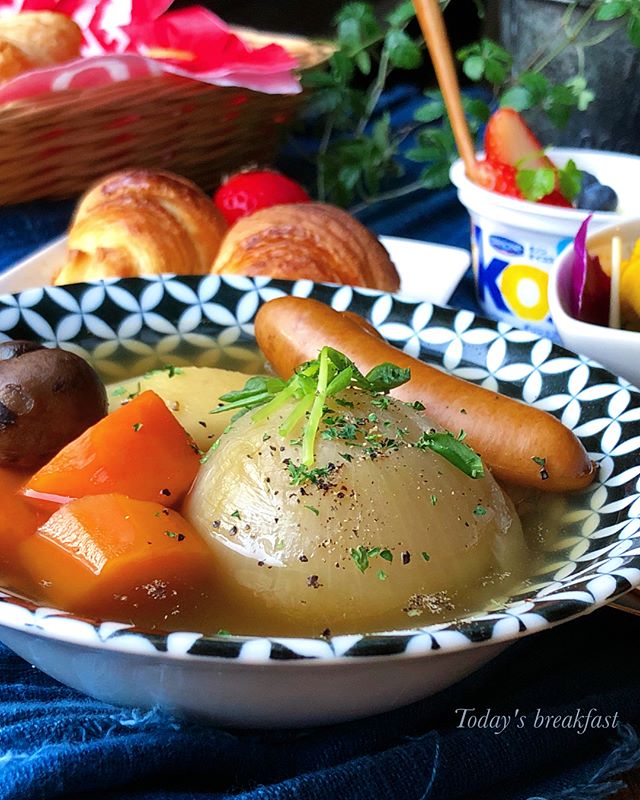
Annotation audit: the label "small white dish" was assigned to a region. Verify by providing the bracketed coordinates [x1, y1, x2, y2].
[0, 234, 471, 306]
[549, 217, 640, 388]
[450, 147, 640, 337]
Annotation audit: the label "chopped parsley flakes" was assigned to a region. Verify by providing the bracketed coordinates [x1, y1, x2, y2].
[145, 364, 184, 379]
[350, 546, 371, 574]
[350, 545, 393, 574]
[532, 455, 549, 480]
[371, 396, 390, 409]
[415, 429, 484, 479]
[287, 463, 331, 487]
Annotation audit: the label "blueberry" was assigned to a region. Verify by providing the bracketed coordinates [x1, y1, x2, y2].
[576, 173, 618, 212]
[579, 171, 599, 189]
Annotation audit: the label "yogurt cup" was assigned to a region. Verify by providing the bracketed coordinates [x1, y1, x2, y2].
[450, 148, 640, 337]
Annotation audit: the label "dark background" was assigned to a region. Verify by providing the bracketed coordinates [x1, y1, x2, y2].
[175, 0, 484, 71]
[203, 0, 481, 42]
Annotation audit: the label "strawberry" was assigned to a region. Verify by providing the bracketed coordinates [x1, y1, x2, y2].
[479, 109, 574, 207]
[475, 159, 523, 199]
[484, 108, 553, 171]
[539, 189, 572, 208]
[214, 169, 310, 225]
[475, 159, 573, 207]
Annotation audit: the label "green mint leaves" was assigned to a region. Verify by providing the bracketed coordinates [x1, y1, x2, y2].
[596, 2, 640, 47]
[457, 38, 512, 84]
[297, 0, 640, 210]
[558, 159, 582, 203]
[516, 167, 556, 203]
[516, 158, 582, 203]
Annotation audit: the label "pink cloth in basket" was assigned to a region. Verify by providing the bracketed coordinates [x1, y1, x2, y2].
[0, 0, 301, 103]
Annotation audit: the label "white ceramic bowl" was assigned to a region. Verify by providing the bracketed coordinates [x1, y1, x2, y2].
[1, 277, 640, 727]
[549, 217, 640, 388]
[450, 148, 640, 338]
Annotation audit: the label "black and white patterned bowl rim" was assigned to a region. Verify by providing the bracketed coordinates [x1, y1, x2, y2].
[1, 274, 639, 663]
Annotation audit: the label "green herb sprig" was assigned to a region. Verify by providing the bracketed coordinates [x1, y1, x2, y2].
[211, 348, 488, 484]
[212, 347, 411, 470]
[298, 0, 638, 211]
[415, 430, 484, 480]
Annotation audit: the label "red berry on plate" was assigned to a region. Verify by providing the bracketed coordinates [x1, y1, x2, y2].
[539, 189, 572, 208]
[475, 160, 523, 199]
[484, 108, 553, 171]
[214, 170, 310, 225]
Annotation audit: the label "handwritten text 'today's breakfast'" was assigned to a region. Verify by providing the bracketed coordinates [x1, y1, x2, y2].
[455, 708, 620, 736]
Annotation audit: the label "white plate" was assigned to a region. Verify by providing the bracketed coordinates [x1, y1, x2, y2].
[0, 234, 470, 304]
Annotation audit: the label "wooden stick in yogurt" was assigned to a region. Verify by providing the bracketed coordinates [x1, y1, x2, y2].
[609, 235, 622, 329]
[413, 0, 480, 183]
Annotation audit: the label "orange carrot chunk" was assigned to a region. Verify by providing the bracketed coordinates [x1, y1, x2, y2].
[0, 468, 46, 541]
[24, 391, 200, 507]
[18, 493, 214, 626]
[0, 468, 50, 587]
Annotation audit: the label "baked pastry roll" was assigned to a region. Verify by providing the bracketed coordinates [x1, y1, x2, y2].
[55, 170, 227, 285]
[0, 40, 33, 82]
[211, 203, 400, 293]
[0, 12, 81, 76]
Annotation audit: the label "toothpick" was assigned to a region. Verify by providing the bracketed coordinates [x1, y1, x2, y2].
[609, 235, 622, 330]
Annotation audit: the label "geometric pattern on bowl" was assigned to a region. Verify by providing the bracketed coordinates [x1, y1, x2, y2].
[0, 274, 638, 661]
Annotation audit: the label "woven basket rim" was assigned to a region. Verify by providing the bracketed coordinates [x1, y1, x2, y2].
[0, 71, 301, 119]
[234, 26, 335, 69]
[0, 26, 333, 114]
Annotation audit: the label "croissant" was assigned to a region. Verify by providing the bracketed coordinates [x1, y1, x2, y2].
[0, 12, 81, 82]
[55, 170, 227, 286]
[211, 203, 400, 293]
[0, 40, 33, 82]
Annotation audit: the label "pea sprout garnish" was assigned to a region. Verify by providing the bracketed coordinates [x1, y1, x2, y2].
[210, 347, 485, 483]
[211, 347, 410, 469]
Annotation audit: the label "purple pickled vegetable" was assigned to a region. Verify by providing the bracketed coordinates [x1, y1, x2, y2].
[571, 216, 591, 316]
[571, 215, 611, 327]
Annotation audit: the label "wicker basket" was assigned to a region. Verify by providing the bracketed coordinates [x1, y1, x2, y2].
[0, 29, 332, 206]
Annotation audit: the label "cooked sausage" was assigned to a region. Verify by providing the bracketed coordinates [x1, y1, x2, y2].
[255, 297, 595, 492]
[341, 311, 382, 339]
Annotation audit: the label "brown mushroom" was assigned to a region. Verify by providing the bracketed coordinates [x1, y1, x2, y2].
[0, 341, 108, 469]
